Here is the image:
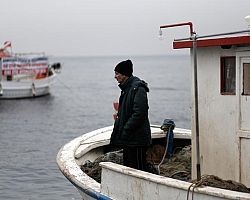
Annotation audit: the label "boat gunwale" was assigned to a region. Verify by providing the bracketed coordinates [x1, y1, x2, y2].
[56, 126, 193, 199]
[100, 162, 250, 200]
[56, 127, 111, 197]
[57, 126, 250, 199]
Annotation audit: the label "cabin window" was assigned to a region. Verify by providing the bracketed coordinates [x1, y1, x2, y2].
[220, 56, 236, 95]
[243, 63, 250, 95]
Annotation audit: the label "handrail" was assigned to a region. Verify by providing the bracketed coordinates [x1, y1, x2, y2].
[175, 29, 250, 41]
[160, 22, 194, 36]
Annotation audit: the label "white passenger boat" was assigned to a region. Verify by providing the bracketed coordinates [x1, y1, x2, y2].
[0, 41, 61, 99]
[57, 17, 250, 200]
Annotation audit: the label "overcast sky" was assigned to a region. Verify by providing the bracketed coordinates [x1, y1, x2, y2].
[1, 0, 250, 57]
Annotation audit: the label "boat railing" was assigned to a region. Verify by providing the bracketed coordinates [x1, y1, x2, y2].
[174, 29, 250, 41]
[13, 52, 46, 57]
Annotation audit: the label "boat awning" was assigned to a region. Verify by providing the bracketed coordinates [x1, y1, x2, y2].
[173, 35, 250, 49]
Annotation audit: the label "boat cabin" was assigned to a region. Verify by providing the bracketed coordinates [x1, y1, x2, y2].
[0, 42, 61, 98]
[0, 42, 51, 81]
[173, 29, 250, 187]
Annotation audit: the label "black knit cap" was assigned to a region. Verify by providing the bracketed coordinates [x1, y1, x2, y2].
[114, 59, 133, 77]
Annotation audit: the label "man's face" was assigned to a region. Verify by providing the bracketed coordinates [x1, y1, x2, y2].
[114, 71, 128, 84]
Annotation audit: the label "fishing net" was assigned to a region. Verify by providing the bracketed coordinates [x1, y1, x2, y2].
[190, 175, 250, 193]
[156, 145, 192, 181]
[80, 145, 250, 193]
[81, 150, 123, 183]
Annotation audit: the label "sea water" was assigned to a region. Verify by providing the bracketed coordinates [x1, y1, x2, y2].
[0, 55, 191, 200]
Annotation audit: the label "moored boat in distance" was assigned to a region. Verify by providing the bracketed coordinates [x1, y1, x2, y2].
[0, 41, 61, 99]
[57, 17, 250, 200]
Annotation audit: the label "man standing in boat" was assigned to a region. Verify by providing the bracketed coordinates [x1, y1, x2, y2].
[110, 59, 152, 171]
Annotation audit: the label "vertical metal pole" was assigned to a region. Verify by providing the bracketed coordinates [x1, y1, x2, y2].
[0, 58, 3, 83]
[192, 34, 201, 180]
[0, 59, 2, 96]
[0, 59, 2, 82]
[159, 22, 201, 180]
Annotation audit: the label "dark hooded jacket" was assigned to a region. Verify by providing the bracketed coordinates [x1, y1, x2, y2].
[110, 76, 151, 147]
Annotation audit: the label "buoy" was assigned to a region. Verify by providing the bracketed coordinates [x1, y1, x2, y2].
[32, 82, 36, 96]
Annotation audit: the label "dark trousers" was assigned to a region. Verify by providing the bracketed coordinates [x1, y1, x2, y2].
[123, 146, 147, 171]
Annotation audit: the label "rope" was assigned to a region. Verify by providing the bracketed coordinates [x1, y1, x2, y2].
[169, 170, 189, 178]
[157, 125, 172, 174]
[186, 175, 213, 200]
[55, 75, 75, 91]
[55, 75, 92, 111]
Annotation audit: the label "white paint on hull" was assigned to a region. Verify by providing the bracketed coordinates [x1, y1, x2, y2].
[0, 73, 56, 99]
[57, 126, 250, 200]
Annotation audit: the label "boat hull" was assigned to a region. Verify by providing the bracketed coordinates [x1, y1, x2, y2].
[0, 74, 56, 99]
[57, 126, 250, 200]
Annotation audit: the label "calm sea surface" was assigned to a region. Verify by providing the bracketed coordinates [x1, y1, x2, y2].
[0, 55, 191, 200]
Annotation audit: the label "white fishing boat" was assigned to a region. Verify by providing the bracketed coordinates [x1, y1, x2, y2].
[57, 17, 250, 200]
[0, 41, 61, 99]
[57, 125, 195, 199]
